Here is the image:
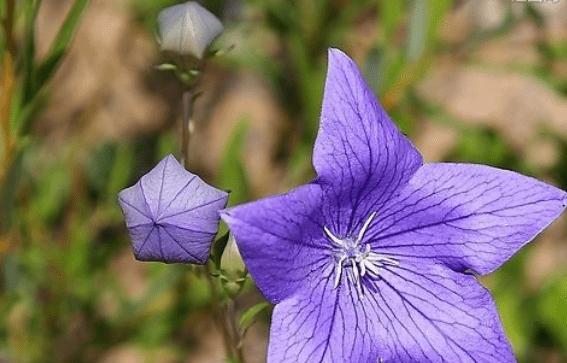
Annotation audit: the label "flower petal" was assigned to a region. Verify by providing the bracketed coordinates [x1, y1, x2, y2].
[118, 154, 228, 264]
[374, 260, 515, 362]
[369, 163, 567, 274]
[313, 49, 422, 237]
[118, 183, 153, 227]
[267, 259, 514, 362]
[268, 272, 382, 363]
[221, 183, 328, 303]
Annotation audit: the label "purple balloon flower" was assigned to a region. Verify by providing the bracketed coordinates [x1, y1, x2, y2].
[221, 49, 567, 362]
[119, 154, 228, 264]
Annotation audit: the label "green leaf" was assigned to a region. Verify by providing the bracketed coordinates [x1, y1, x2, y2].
[35, 0, 90, 89]
[492, 285, 532, 360]
[407, 0, 452, 62]
[218, 119, 250, 205]
[239, 302, 270, 333]
[537, 274, 567, 353]
[21, 0, 42, 102]
[0, 149, 24, 233]
[106, 144, 134, 198]
[407, 0, 428, 61]
[379, 1, 405, 46]
[30, 156, 71, 224]
[426, 0, 452, 46]
[211, 232, 230, 269]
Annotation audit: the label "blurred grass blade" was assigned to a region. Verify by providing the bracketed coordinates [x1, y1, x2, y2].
[380, 1, 404, 45]
[106, 144, 134, 198]
[35, 0, 89, 88]
[218, 119, 250, 205]
[407, 0, 428, 61]
[537, 275, 567, 353]
[21, 0, 42, 101]
[0, 150, 23, 232]
[425, 0, 452, 48]
[407, 0, 451, 61]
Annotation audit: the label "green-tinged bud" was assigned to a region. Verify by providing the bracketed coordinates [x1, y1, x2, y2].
[220, 234, 246, 280]
[157, 1, 224, 59]
[219, 234, 246, 298]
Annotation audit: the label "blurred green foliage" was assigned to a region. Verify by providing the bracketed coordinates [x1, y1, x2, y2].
[1, 0, 566, 362]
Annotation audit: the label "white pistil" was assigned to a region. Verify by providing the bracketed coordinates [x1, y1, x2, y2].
[325, 212, 399, 294]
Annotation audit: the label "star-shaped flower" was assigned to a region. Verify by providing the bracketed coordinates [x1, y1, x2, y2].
[221, 49, 567, 362]
[119, 154, 228, 264]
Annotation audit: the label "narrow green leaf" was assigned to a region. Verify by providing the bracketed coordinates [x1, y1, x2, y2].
[379, 1, 405, 45]
[21, 0, 41, 102]
[425, 0, 452, 48]
[239, 302, 270, 333]
[0, 149, 24, 233]
[537, 275, 567, 353]
[35, 0, 89, 88]
[218, 119, 250, 205]
[106, 144, 134, 198]
[30, 155, 71, 224]
[407, 0, 428, 61]
[407, 0, 453, 61]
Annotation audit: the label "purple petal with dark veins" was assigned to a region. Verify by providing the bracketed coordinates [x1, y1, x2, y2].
[268, 258, 514, 363]
[373, 259, 515, 363]
[118, 154, 228, 264]
[313, 48, 422, 238]
[268, 268, 381, 363]
[221, 183, 328, 304]
[366, 163, 567, 275]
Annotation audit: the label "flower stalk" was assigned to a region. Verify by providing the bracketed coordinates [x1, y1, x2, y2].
[181, 90, 193, 168]
[177, 66, 246, 363]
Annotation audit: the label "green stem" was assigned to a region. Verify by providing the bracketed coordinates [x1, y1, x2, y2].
[227, 299, 246, 363]
[181, 90, 193, 168]
[180, 85, 243, 362]
[204, 263, 237, 361]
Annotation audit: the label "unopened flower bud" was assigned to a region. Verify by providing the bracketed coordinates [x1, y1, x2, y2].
[157, 1, 224, 59]
[220, 234, 246, 280]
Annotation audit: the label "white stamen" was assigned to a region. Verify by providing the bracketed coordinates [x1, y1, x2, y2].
[352, 262, 360, 284]
[323, 212, 399, 294]
[324, 226, 344, 247]
[364, 259, 382, 276]
[357, 211, 377, 244]
[360, 259, 367, 276]
[334, 255, 346, 288]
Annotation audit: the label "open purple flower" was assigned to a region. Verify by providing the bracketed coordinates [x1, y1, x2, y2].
[119, 154, 228, 264]
[221, 49, 567, 362]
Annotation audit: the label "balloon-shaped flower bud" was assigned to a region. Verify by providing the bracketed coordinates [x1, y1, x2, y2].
[157, 1, 224, 59]
[118, 155, 228, 264]
[220, 234, 246, 297]
[220, 233, 246, 279]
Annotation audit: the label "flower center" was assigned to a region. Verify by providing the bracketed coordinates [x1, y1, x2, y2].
[324, 212, 398, 295]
